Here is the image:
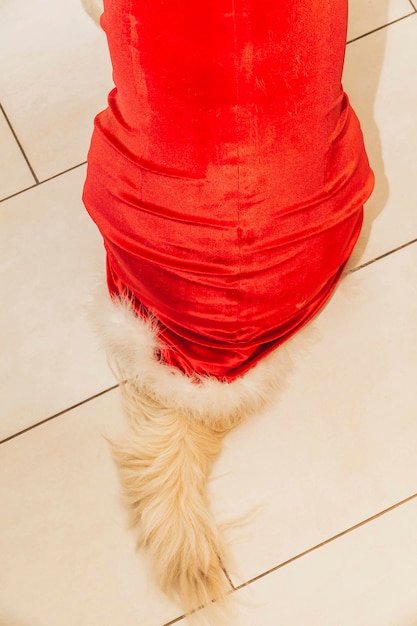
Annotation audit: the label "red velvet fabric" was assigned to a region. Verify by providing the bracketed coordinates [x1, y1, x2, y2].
[83, 0, 374, 381]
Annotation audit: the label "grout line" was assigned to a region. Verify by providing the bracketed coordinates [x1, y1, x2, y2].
[0, 384, 119, 445]
[232, 492, 417, 592]
[349, 238, 417, 273]
[1, 7, 416, 614]
[39, 161, 87, 184]
[161, 493, 417, 625]
[347, 11, 417, 44]
[0, 161, 87, 205]
[0, 103, 39, 184]
[160, 561, 236, 625]
[222, 564, 237, 591]
[0, 181, 38, 204]
[163, 614, 187, 625]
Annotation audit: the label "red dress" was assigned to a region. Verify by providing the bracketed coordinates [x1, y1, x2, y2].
[83, 0, 374, 381]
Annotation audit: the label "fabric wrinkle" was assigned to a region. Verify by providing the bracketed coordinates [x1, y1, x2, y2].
[83, 0, 374, 381]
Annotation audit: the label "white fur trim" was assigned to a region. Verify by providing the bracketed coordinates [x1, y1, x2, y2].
[90, 288, 315, 423]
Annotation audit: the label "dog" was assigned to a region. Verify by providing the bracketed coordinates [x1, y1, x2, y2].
[82, 0, 374, 619]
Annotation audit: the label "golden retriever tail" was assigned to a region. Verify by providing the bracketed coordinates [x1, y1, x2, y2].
[111, 383, 238, 615]
[90, 291, 288, 617]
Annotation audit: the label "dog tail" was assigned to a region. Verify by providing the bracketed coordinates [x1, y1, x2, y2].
[111, 382, 237, 615]
[92, 292, 286, 616]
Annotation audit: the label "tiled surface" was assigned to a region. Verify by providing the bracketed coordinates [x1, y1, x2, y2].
[0, 106, 35, 200]
[0, 167, 114, 441]
[0, 0, 112, 182]
[344, 12, 417, 269]
[1, 2, 416, 625]
[347, 0, 414, 42]
[0, 390, 181, 626]
[199, 497, 417, 625]
[210, 242, 417, 586]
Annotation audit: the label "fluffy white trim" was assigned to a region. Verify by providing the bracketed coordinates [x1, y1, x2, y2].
[90, 288, 313, 424]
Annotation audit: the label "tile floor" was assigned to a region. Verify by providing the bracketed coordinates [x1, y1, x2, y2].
[1, 1, 417, 624]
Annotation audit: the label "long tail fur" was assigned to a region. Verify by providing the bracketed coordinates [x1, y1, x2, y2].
[111, 380, 242, 617]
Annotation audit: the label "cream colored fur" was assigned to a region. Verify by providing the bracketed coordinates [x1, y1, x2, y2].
[112, 386, 238, 618]
[92, 291, 297, 618]
[81, 0, 103, 25]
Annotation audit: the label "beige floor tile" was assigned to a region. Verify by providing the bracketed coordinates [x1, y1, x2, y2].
[0, 167, 114, 441]
[0, 107, 35, 200]
[0, 389, 183, 626]
[344, 14, 417, 268]
[198, 498, 417, 625]
[0, 0, 111, 181]
[1, 5, 416, 626]
[348, 0, 413, 42]
[207, 243, 417, 585]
